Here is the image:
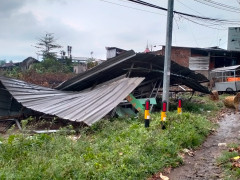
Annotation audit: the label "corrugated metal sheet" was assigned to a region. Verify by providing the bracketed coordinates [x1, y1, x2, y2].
[56, 51, 210, 94]
[57, 50, 136, 91]
[0, 82, 24, 117]
[211, 65, 240, 72]
[0, 76, 144, 125]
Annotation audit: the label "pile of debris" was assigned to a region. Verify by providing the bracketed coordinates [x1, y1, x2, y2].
[223, 92, 240, 111]
[0, 50, 210, 130]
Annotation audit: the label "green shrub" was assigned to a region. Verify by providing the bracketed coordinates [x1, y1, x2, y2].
[32, 57, 72, 73]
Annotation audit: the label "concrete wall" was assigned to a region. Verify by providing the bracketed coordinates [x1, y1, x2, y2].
[74, 64, 87, 74]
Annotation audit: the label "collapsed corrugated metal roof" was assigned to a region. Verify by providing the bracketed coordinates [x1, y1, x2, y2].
[0, 50, 210, 127]
[0, 76, 144, 125]
[56, 50, 210, 94]
[0, 80, 35, 119]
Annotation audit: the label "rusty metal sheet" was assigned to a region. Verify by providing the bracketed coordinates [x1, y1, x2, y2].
[0, 76, 144, 126]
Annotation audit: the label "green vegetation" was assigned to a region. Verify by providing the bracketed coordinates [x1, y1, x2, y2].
[0, 60, 6, 66]
[169, 94, 224, 117]
[86, 58, 98, 69]
[217, 144, 240, 180]
[0, 95, 221, 179]
[2, 57, 73, 81]
[32, 57, 72, 74]
[2, 66, 22, 78]
[2, 33, 73, 80]
[2, 57, 74, 88]
[182, 95, 223, 114]
[0, 113, 212, 179]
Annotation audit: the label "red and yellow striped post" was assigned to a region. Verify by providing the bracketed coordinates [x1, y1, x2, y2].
[144, 99, 150, 128]
[161, 101, 167, 121]
[161, 101, 167, 129]
[177, 98, 182, 114]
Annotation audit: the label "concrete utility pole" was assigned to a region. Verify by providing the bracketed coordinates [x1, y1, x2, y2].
[162, 0, 174, 110]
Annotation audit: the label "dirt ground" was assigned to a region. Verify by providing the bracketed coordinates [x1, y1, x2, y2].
[165, 109, 240, 180]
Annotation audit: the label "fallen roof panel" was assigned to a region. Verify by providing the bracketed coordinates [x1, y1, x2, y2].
[57, 50, 136, 91]
[0, 76, 144, 125]
[56, 51, 210, 94]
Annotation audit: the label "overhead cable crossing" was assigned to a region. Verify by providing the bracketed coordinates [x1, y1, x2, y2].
[194, 0, 240, 13]
[127, 0, 240, 24]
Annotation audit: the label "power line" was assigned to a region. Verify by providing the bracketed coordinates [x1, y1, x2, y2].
[99, 0, 166, 16]
[128, 0, 240, 23]
[100, 0, 240, 29]
[194, 0, 240, 13]
[174, 0, 228, 29]
[201, 0, 240, 11]
[178, 14, 227, 30]
[127, 0, 240, 24]
[176, 0, 204, 16]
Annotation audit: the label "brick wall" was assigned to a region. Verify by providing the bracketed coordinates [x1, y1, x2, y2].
[156, 47, 191, 68]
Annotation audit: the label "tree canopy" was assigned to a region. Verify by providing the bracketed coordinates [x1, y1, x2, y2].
[0, 60, 6, 66]
[35, 33, 62, 59]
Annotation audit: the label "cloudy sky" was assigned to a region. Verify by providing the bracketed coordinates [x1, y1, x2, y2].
[0, 0, 240, 62]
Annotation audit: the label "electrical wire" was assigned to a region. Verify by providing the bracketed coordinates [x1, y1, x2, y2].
[174, 1, 227, 29]
[200, 0, 240, 11]
[127, 0, 240, 23]
[99, 0, 166, 16]
[176, 0, 204, 16]
[125, 0, 240, 30]
[100, 0, 240, 30]
[194, 0, 240, 13]
[178, 14, 227, 30]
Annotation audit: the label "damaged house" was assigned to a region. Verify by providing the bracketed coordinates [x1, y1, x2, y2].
[0, 50, 209, 130]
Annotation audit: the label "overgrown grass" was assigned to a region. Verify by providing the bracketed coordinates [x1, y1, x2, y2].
[217, 144, 240, 180]
[0, 95, 221, 179]
[170, 94, 224, 117]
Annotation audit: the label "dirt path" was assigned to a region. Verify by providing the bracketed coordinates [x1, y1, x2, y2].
[168, 110, 240, 180]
